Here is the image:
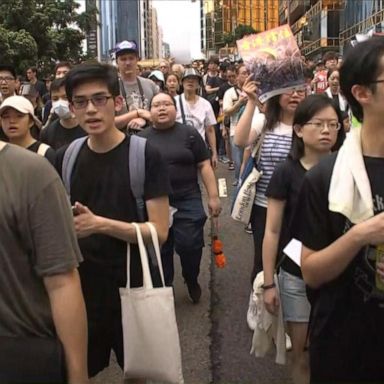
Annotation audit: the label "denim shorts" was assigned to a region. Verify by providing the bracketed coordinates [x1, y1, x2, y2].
[278, 269, 310, 323]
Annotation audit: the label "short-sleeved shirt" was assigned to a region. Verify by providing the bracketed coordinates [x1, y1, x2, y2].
[119, 76, 159, 113]
[175, 94, 217, 140]
[251, 119, 293, 207]
[139, 122, 210, 202]
[40, 119, 86, 150]
[28, 140, 56, 166]
[205, 75, 225, 116]
[266, 157, 306, 276]
[292, 152, 384, 339]
[223, 86, 247, 136]
[56, 136, 170, 283]
[0, 144, 82, 337]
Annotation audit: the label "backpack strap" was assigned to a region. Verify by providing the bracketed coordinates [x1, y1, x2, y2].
[178, 96, 186, 125]
[62, 137, 88, 195]
[37, 143, 50, 157]
[129, 135, 147, 222]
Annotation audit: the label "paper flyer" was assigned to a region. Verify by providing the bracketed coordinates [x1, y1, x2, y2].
[236, 25, 305, 103]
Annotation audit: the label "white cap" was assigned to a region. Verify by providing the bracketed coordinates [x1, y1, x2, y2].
[0, 95, 42, 127]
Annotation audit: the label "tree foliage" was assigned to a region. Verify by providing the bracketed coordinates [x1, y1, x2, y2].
[223, 24, 259, 46]
[0, 0, 97, 76]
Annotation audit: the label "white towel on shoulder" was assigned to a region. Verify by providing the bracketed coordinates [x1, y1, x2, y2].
[328, 126, 374, 224]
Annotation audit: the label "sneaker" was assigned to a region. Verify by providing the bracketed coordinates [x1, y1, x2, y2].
[285, 333, 292, 351]
[244, 223, 253, 234]
[220, 155, 230, 164]
[228, 161, 235, 170]
[186, 281, 202, 304]
[247, 291, 258, 331]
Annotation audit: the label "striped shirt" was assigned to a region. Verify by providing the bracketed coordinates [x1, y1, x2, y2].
[254, 123, 293, 207]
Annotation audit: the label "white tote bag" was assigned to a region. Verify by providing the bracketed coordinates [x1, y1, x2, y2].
[120, 222, 184, 384]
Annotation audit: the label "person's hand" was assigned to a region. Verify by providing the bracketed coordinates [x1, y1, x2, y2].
[208, 196, 222, 217]
[128, 117, 146, 130]
[73, 202, 100, 238]
[263, 287, 280, 316]
[356, 212, 384, 246]
[211, 152, 218, 169]
[238, 95, 248, 106]
[241, 74, 259, 102]
[138, 109, 151, 121]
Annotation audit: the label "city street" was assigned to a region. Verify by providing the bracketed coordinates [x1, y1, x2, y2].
[92, 163, 291, 384]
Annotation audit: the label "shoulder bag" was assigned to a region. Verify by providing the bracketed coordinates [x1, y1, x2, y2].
[120, 222, 184, 384]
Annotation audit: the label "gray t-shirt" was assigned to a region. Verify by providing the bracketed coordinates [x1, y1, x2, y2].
[0, 144, 82, 337]
[119, 76, 159, 113]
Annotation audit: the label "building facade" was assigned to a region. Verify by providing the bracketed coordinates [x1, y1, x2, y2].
[97, 0, 160, 61]
[200, 0, 279, 56]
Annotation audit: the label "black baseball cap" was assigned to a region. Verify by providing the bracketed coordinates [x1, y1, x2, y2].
[115, 40, 139, 57]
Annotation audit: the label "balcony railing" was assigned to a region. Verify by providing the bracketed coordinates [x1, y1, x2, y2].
[302, 37, 339, 56]
[339, 8, 384, 44]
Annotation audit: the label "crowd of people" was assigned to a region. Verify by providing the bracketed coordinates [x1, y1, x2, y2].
[1, 35, 384, 384]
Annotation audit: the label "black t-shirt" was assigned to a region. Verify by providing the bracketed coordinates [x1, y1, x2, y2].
[32, 80, 47, 99]
[292, 152, 384, 339]
[206, 75, 225, 116]
[217, 81, 233, 101]
[28, 141, 56, 166]
[266, 157, 306, 277]
[41, 119, 86, 150]
[139, 122, 210, 202]
[56, 136, 171, 285]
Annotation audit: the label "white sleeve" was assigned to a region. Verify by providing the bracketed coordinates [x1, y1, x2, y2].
[204, 100, 217, 127]
[174, 96, 182, 123]
[251, 111, 265, 136]
[223, 88, 234, 112]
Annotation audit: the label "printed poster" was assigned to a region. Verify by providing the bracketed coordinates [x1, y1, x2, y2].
[237, 25, 305, 103]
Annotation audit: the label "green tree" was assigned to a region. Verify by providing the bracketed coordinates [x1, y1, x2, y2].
[223, 24, 259, 46]
[0, 0, 97, 77]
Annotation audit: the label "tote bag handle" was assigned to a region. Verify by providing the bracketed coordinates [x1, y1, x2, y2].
[126, 223, 166, 290]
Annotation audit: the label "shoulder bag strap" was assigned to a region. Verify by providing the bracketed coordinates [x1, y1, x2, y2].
[62, 136, 88, 196]
[178, 96, 186, 125]
[136, 77, 146, 107]
[119, 78, 130, 112]
[251, 131, 265, 161]
[37, 143, 50, 157]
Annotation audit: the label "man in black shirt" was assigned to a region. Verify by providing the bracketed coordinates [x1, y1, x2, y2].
[57, 63, 170, 378]
[26, 66, 47, 99]
[41, 78, 86, 150]
[293, 37, 384, 383]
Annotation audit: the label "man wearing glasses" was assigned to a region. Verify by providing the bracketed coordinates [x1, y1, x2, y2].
[0, 64, 17, 141]
[56, 62, 170, 379]
[292, 38, 384, 383]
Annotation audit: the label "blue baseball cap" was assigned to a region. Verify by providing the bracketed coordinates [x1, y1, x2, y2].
[115, 40, 139, 57]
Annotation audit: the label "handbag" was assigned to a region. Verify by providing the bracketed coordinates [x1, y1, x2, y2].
[120, 222, 184, 384]
[0, 336, 65, 383]
[231, 133, 265, 224]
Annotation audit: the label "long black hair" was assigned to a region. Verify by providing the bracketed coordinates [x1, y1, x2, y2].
[289, 94, 345, 160]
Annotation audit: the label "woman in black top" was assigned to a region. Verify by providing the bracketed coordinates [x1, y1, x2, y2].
[262, 95, 345, 384]
[0, 96, 55, 165]
[140, 92, 221, 303]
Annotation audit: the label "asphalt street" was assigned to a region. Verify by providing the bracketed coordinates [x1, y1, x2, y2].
[91, 163, 292, 384]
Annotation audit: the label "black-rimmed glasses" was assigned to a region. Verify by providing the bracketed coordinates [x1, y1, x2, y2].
[72, 95, 113, 109]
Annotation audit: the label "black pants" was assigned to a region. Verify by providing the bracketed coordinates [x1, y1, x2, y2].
[250, 204, 267, 284]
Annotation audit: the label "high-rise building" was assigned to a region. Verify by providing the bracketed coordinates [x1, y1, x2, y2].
[339, 0, 384, 51]
[200, 0, 279, 56]
[280, 0, 344, 60]
[97, 0, 158, 61]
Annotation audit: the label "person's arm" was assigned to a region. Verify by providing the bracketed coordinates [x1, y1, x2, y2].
[44, 270, 88, 384]
[223, 89, 247, 116]
[205, 124, 217, 168]
[73, 195, 169, 244]
[262, 198, 286, 315]
[205, 84, 220, 94]
[198, 159, 221, 216]
[302, 212, 384, 288]
[115, 109, 151, 129]
[234, 75, 263, 147]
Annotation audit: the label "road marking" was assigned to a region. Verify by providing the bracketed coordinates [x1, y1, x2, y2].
[218, 178, 227, 197]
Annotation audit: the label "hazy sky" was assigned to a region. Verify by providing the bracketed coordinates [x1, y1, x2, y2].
[153, 0, 202, 63]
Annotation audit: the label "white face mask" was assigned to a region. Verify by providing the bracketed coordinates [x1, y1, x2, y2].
[52, 99, 72, 119]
